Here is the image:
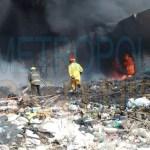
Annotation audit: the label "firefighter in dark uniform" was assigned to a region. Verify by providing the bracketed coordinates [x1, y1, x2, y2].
[28, 67, 41, 96]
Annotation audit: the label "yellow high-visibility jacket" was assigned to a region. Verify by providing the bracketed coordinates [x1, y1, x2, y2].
[68, 62, 83, 81]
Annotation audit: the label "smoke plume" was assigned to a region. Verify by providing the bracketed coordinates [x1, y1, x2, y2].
[0, 0, 149, 34]
[45, 0, 150, 33]
[0, 59, 28, 90]
[0, 0, 149, 84]
[0, 0, 11, 28]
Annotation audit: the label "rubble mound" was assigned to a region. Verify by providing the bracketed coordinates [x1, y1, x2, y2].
[0, 77, 149, 149]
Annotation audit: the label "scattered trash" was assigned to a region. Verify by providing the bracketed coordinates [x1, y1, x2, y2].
[131, 128, 150, 139]
[68, 104, 79, 112]
[0, 145, 9, 150]
[0, 80, 149, 149]
[113, 120, 123, 129]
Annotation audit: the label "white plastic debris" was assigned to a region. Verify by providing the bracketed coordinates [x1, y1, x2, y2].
[131, 128, 150, 139]
[36, 145, 49, 150]
[0, 145, 9, 150]
[90, 85, 99, 90]
[127, 97, 150, 108]
[68, 104, 79, 111]
[18, 148, 27, 150]
[137, 148, 150, 150]
[115, 141, 137, 150]
[13, 117, 29, 126]
[26, 138, 41, 146]
[134, 97, 150, 107]
[7, 114, 19, 122]
[26, 129, 39, 139]
[0, 100, 18, 112]
[30, 118, 42, 124]
[38, 118, 95, 149]
[51, 106, 61, 112]
[101, 113, 110, 119]
[104, 127, 125, 134]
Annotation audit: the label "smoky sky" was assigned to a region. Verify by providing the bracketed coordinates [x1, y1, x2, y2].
[0, 0, 149, 85]
[45, 0, 150, 33]
[0, 0, 11, 27]
[0, 0, 150, 34]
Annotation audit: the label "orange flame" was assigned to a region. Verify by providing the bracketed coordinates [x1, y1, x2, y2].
[111, 53, 136, 80]
[123, 53, 136, 77]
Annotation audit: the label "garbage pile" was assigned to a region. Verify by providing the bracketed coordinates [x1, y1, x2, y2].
[85, 75, 150, 105]
[0, 90, 149, 150]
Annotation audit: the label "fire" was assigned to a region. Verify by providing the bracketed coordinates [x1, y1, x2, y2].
[111, 53, 136, 80]
[111, 71, 127, 81]
[123, 53, 136, 77]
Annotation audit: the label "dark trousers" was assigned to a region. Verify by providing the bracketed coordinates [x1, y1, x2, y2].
[31, 84, 41, 96]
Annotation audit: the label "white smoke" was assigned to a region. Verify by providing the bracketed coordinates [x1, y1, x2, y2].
[0, 59, 28, 89]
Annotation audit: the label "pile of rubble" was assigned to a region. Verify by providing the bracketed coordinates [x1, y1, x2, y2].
[0, 78, 149, 150]
[0, 88, 150, 150]
[84, 75, 150, 105]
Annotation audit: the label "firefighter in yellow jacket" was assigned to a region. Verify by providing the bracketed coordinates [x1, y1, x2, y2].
[28, 67, 41, 96]
[68, 55, 83, 92]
